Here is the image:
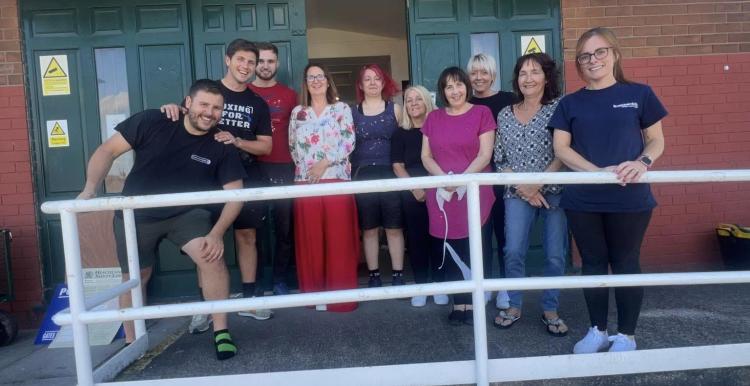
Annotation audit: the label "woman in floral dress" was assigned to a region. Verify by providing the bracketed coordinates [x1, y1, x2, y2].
[289, 64, 359, 312]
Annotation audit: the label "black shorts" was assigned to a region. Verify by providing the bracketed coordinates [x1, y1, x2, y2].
[114, 209, 212, 274]
[230, 165, 267, 230]
[353, 165, 402, 230]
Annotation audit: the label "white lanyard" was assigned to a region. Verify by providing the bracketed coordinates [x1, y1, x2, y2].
[436, 186, 471, 280]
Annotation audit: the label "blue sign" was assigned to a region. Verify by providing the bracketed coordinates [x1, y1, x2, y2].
[34, 283, 123, 345]
[34, 284, 69, 345]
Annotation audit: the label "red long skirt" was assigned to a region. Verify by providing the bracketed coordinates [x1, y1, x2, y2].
[294, 180, 360, 312]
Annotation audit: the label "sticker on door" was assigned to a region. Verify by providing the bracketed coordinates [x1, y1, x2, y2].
[40, 55, 71, 96]
[46, 120, 70, 148]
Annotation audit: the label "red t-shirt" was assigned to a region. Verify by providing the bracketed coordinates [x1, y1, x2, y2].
[248, 82, 298, 163]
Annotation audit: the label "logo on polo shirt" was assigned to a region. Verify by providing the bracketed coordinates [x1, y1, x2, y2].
[613, 102, 638, 109]
[191, 154, 211, 165]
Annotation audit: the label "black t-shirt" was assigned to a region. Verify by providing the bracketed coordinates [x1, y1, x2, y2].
[116, 109, 246, 221]
[390, 127, 428, 177]
[470, 92, 516, 122]
[218, 82, 272, 170]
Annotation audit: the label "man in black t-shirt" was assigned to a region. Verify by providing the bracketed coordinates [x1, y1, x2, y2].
[78, 79, 245, 360]
[162, 39, 275, 320]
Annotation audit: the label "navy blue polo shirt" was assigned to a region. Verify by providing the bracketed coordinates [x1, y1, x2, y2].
[549, 82, 668, 212]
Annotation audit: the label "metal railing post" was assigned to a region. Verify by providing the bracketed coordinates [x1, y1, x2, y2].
[60, 210, 95, 386]
[122, 209, 146, 338]
[467, 182, 489, 386]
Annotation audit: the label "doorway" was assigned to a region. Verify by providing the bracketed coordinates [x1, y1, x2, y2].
[305, 0, 409, 105]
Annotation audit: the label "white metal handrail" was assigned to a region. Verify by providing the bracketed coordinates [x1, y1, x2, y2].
[41, 170, 750, 386]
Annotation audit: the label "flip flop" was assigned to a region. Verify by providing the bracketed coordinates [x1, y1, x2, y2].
[541, 315, 569, 337]
[493, 309, 521, 329]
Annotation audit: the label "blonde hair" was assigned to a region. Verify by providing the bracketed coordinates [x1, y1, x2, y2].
[466, 53, 497, 81]
[399, 85, 434, 129]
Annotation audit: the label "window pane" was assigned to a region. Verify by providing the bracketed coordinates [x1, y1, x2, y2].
[95, 48, 132, 194]
[470, 33, 501, 91]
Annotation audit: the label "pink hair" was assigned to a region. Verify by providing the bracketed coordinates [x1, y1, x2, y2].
[355, 64, 400, 102]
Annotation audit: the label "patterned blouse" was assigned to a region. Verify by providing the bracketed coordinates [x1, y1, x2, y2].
[288, 101, 356, 182]
[494, 98, 562, 199]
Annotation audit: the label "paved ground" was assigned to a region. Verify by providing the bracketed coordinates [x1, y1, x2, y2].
[2, 283, 749, 385]
[115, 283, 750, 385]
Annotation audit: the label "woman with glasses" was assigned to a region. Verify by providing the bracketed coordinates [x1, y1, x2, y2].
[550, 27, 666, 352]
[351, 64, 406, 288]
[492, 53, 567, 336]
[421, 67, 496, 326]
[289, 64, 359, 312]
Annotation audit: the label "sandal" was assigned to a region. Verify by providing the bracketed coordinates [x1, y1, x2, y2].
[493, 309, 521, 329]
[541, 314, 568, 337]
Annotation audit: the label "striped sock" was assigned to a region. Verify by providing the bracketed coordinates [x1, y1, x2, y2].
[213, 329, 237, 360]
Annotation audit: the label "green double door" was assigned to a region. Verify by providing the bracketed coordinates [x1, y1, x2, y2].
[22, 0, 307, 299]
[24, 0, 562, 299]
[408, 0, 564, 273]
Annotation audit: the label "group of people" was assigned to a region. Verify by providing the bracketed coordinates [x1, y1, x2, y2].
[78, 26, 666, 360]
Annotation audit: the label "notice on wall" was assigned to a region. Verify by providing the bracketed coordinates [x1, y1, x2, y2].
[521, 35, 546, 55]
[39, 55, 71, 96]
[46, 120, 69, 148]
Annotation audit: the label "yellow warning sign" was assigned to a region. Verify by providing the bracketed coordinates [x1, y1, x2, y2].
[40, 55, 71, 96]
[520, 35, 546, 55]
[47, 120, 70, 148]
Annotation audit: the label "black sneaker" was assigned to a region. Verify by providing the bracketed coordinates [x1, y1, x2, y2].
[391, 275, 405, 286]
[368, 275, 382, 288]
[448, 309, 465, 326]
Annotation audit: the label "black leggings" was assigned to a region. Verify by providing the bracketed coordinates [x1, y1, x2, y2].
[401, 190, 444, 284]
[565, 210, 652, 335]
[437, 223, 491, 306]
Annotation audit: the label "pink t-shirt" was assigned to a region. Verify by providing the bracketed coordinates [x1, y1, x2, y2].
[422, 105, 496, 239]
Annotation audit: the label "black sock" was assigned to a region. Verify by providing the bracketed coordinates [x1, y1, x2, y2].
[392, 270, 403, 277]
[213, 329, 237, 360]
[369, 269, 380, 277]
[242, 282, 256, 298]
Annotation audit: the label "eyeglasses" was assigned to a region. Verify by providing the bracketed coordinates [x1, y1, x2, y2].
[306, 74, 326, 82]
[576, 47, 612, 65]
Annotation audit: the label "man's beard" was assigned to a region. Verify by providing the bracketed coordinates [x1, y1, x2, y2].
[256, 69, 277, 81]
[187, 111, 214, 132]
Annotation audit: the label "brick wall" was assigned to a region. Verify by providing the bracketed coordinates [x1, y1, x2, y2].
[562, 0, 750, 271]
[0, 0, 42, 326]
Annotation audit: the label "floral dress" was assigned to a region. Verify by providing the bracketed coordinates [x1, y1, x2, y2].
[288, 101, 356, 182]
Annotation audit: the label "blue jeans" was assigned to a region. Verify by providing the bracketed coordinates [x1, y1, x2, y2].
[503, 193, 567, 311]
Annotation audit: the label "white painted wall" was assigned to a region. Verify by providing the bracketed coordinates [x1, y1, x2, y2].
[307, 27, 409, 86]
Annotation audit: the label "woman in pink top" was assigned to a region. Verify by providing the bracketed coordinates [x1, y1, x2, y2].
[421, 67, 496, 326]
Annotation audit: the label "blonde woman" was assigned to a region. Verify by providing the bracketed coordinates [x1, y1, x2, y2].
[467, 53, 515, 309]
[391, 85, 448, 307]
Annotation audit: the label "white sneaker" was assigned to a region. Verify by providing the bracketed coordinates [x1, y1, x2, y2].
[315, 304, 327, 311]
[188, 314, 212, 334]
[573, 326, 610, 354]
[238, 308, 274, 320]
[433, 294, 449, 305]
[411, 295, 427, 307]
[608, 333, 636, 352]
[496, 290, 510, 309]
[484, 291, 492, 303]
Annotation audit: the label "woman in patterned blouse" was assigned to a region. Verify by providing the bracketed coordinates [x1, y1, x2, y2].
[493, 53, 568, 336]
[288, 64, 359, 312]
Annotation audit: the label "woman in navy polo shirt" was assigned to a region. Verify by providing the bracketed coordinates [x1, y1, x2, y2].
[549, 27, 666, 353]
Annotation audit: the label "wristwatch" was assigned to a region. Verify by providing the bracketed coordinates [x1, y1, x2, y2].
[638, 155, 653, 168]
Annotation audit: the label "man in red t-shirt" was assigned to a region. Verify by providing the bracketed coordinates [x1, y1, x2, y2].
[249, 42, 299, 295]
